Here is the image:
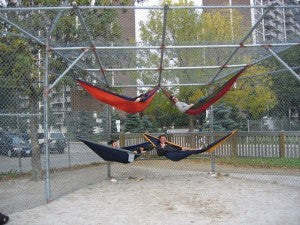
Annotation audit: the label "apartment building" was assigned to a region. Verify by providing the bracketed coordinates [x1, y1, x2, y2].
[252, 0, 300, 43]
[202, 0, 300, 43]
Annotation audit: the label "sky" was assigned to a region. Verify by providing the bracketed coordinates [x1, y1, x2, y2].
[134, 0, 203, 41]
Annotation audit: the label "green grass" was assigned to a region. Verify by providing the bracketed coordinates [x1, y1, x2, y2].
[0, 170, 31, 180]
[143, 154, 300, 169]
[216, 157, 300, 169]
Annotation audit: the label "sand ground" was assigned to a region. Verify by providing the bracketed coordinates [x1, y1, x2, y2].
[7, 172, 300, 225]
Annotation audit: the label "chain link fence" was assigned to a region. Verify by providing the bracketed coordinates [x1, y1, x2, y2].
[0, 1, 299, 215]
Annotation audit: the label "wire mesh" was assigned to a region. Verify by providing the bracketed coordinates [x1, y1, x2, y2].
[0, 1, 299, 215]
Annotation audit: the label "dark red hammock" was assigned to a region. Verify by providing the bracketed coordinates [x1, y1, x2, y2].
[162, 68, 245, 116]
[76, 79, 159, 114]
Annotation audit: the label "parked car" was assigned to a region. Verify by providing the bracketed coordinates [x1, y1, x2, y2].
[39, 132, 67, 154]
[0, 132, 32, 157]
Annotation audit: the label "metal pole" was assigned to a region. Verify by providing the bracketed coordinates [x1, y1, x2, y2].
[86, 64, 247, 72]
[209, 4, 274, 83]
[0, 5, 298, 11]
[67, 139, 71, 168]
[110, 65, 299, 88]
[0, 14, 45, 45]
[50, 42, 300, 51]
[0, 113, 42, 117]
[106, 106, 112, 178]
[48, 49, 89, 91]
[0, 15, 103, 86]
[73, 3, 109, 87]
[18, 152, 22, 173]
[158, 4, 169, 86]
[17, 116, 22, 173]
[44, 35, 51, 204]
[209, 90, 215, 173]
[211, 45, 296, 85]
[265, 47, 300, 81]
[48, 1, 68, 36]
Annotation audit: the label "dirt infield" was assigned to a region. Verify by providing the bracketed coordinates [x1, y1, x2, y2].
[7, 172, 300, 225]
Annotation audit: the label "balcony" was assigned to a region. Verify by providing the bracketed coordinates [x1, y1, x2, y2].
[264, 20, 277, 29]
[285, 17, 295, 26]
[265, 33, 274, 40]
[264, 10, 276, 19]
[286, 28, 295, 34]
[273, 8, 284, 16]
[285, 9, 294, 18]
[50, 97, 63, 104]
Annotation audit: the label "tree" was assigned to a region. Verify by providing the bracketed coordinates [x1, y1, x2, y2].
[66, 111, 95, 138]
[139, 0, 247, 129]
[221, 66, 277, 119]
[140, 114, 156, 132]
[203, 103, 240, 131]
[111, 110, 120, 134]
[0, 0, 141, 180]
[265, 46, 300, 119]
[124, 114, 143, 133]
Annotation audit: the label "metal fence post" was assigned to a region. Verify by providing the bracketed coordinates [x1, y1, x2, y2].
[106, 106, 112, 178]
[209, 104, 215, 173]
[44, 34, 51, 203]
[67, 139, 71, 168]
[18, 152, 22, 173]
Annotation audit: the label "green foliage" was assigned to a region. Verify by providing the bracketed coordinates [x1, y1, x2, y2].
[111, 110, 120, 133]
[203, 103, 239, 131]
[266, 46, 300, 119]
[123, 113, 155, 133]
[66, 112, 96, 138]
[138, 0, 251, 130]
[222, 66, 277, 119]
[124, 114, 143, 133]
[217, 157, 300, 169]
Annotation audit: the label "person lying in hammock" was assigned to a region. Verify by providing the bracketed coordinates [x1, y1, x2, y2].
[170, 96, 195, 113]
[108, 139, 147, 154]
[134, 92, 150, 102]
[156, 134, 199, 156]
[144, 130, 237, 161]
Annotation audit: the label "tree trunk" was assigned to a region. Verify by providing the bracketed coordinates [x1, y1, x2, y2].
[29, 95, 43, 181]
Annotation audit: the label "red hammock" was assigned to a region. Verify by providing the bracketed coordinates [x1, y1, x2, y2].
[162, 68, 245, 116]
[76, 79, 159, 114]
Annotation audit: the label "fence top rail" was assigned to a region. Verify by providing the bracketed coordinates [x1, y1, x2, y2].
[118, 130, 300, 138]
[0, 5, 299, 12]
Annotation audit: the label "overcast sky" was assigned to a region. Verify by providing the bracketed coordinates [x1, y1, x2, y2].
[134, 0, 203, 41]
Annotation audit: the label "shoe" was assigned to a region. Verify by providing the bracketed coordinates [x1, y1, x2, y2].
[0, 213, 9, 225]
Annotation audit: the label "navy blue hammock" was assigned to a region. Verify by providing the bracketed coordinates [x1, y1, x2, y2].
[79, 130, 237, 163]
[143, 130, 238, 161]
[78, 138, 154, 164]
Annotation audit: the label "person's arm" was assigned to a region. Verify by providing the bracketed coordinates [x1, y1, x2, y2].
[181, 146, 190, 151]
[156, 145, 167, 156]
